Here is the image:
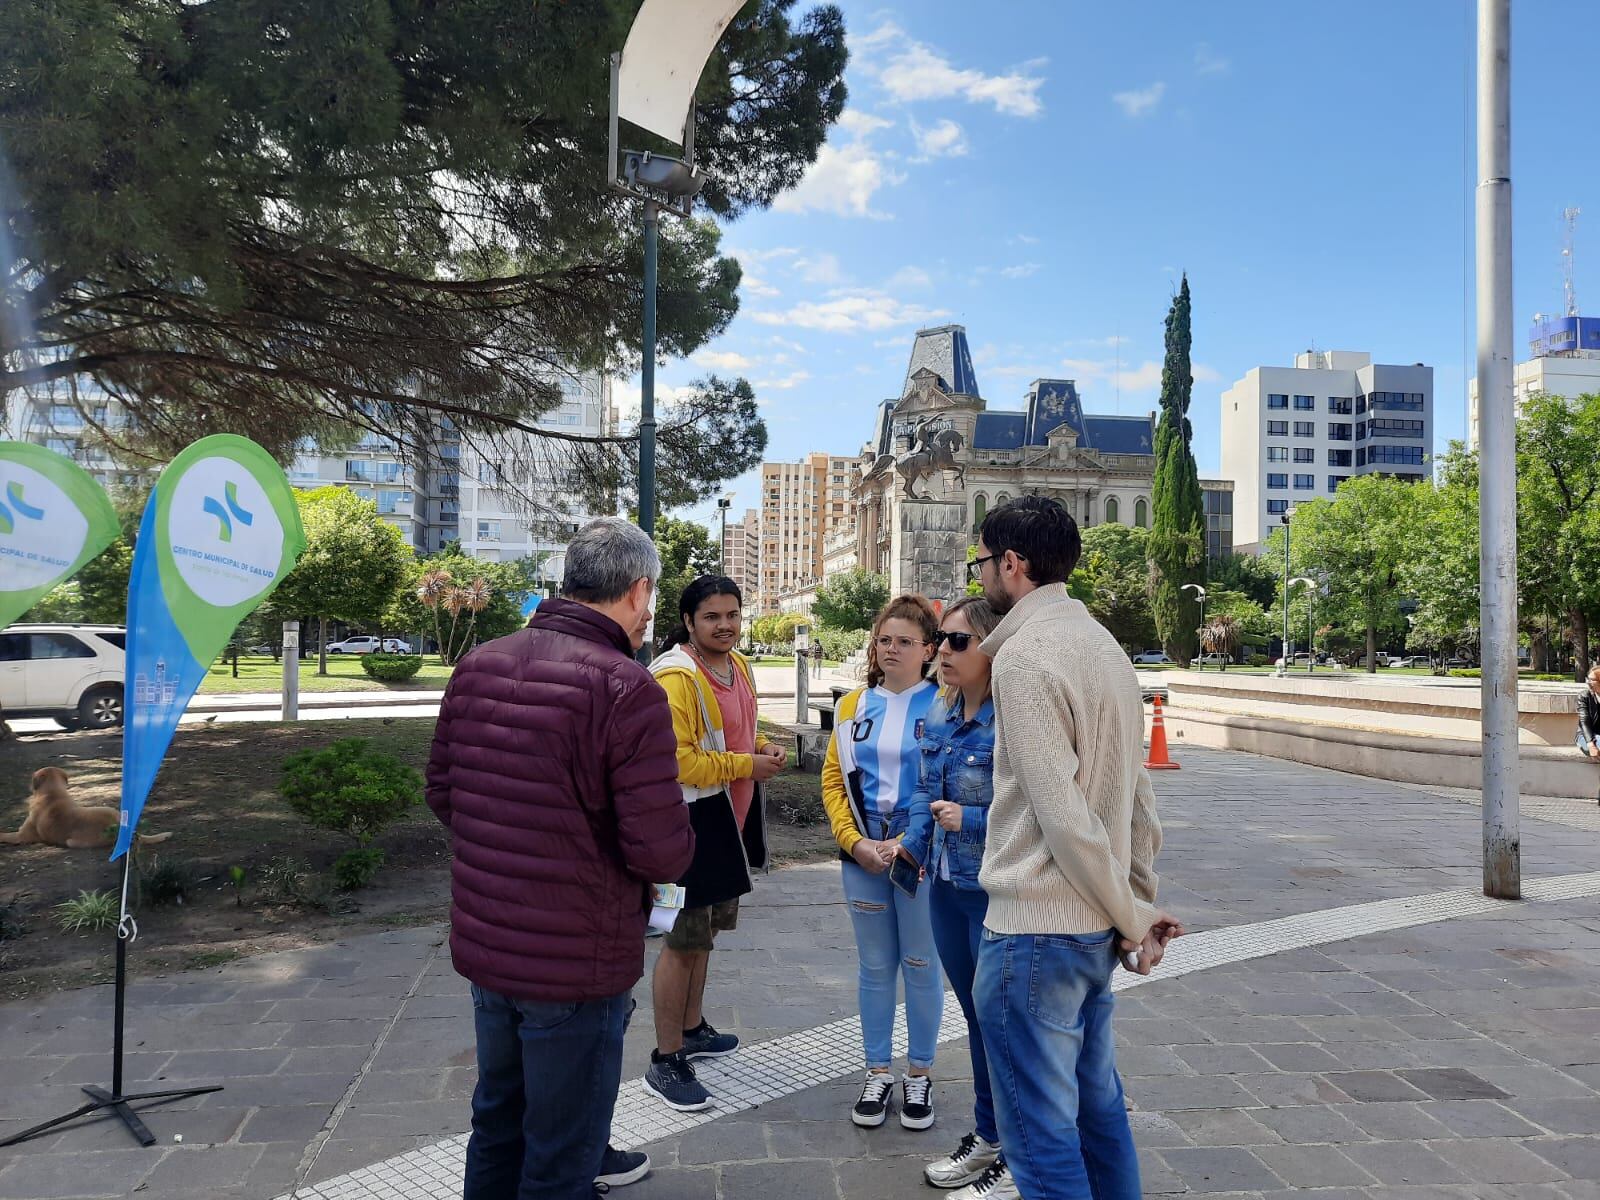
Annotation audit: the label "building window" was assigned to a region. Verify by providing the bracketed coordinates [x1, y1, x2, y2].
[1267, 473, 1288, 489]
[1267, 393, 1289, 410]
[1293, 394, 1315, 410]
[477, 520, 501, 541]
[1369, 391, 1426, 412]
[1367, 443, 1426, 466]
[1267, 420, 1289, 436]
[1293, 422, 1315, 438]
[1328, 449, 1352, 467]
[1328, 475, 1350, 492]
[1103, 496, 1119, 524]
[1329, 423, 1353, 441]
[1356, 448, 1367, 467]
[1294, 474, 1315, 490]
[1267, 499, 1288, 515]
[1134, 497, 1148, 528]
[1328, 396, 1353, 414]
[1293, 448, 1315, 464]
[1355, 394, 1369, 414]
[1369, 418, 1426, 440]
[996, 493, 1011, 507]
[1267, 446, 1289, 462]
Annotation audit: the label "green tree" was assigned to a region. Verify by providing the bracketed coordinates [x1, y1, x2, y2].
[652, 515, 723, 642]
[267, 488, 415, 674]
[1072, 524, 1156, 650]
[385, 549, 541, 660]
[1147, 275, 1206, 662]
[1397, 444, 1480, 662]
[1207, 552, 1279, 610]
[812, 568, 889, 632]
[1517, 392, 1600, 676]
[0, 0, 843, 503]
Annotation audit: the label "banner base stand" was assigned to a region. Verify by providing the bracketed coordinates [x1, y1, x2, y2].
[1, 889, 223, 1150]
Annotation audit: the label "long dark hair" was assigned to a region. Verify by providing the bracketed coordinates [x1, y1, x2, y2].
[660, 575, 743, 653]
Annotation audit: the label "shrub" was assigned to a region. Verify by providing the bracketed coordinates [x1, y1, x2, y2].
[1449, 669, 1480, 678]
[815, 627, 867, 663]
[259, 856, 320, 907]
[1248, 654, 1271, 667]
[56, 889, 118, 933]
[280, 738, 421, 845]
[774, 790, 827, 828]
[361, 652, 423, 682]
[334, 847, 387, 891]
[140, 857, 191, 907]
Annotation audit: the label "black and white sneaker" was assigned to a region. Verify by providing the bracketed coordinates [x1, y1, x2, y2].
[851, 1070, 895, 1127]
[681, 1019, 739, 1060]
[900, 1073, 935, 1130]
[925, 1132, 1001, 1188]
[595, 1145, 650, 1187]
[643, 1052, 712, 1112]
[949, 1159, 1019, 1200]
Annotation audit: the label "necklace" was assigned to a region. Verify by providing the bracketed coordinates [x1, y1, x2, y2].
[693, 647, 735, 686]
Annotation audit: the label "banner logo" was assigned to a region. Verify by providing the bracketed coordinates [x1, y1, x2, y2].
[201, 481, 254, 543]
[0, 480, 46, 534]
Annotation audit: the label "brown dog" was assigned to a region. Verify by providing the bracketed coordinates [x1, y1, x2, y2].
[0, 767, 172, 850]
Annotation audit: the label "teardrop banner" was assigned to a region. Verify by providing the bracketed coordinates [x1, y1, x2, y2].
[0, 441, 119, 630]
[113, 435, 306, 861]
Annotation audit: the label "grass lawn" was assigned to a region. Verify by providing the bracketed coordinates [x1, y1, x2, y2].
[200, 653, 454, 694]
[0, 716, 838, 998]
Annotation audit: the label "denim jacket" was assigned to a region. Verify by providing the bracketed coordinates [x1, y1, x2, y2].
[905, 691, 996, 890]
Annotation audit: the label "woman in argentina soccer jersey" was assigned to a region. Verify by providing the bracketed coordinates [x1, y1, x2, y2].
[821, 594, 945, 1132]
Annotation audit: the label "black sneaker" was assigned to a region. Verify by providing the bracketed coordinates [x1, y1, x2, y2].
[900, 1073, 935, 1130]
[682, 1020, 739, 1060]
[642, 1052, 712, 1112]
[595, 1145, 650, 1187]
[852, 1070, 895, 1127]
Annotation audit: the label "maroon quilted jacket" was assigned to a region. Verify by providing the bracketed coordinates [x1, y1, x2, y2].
[425, 599, 694, 1001]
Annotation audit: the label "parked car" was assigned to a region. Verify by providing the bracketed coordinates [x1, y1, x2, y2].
[1444, 656, 1474, 669]
[1131, 650, 1175, 665]
[1391, 655, 1431, 670]
[0, 624, 126, 730]
[326, 636, 413, 655]
[1356, 652, 1391, 668]
[245, 643, 275, 656]
[1195, 652, 1238, 666]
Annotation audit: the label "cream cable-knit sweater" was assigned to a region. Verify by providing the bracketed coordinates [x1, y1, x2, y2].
[978, 583, 1163, 941]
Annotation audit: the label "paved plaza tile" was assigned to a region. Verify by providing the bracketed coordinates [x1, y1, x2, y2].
[4, 748, 1600, 1198]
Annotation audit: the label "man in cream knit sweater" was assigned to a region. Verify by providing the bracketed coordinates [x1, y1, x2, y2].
[970, 496, 1182, 1200]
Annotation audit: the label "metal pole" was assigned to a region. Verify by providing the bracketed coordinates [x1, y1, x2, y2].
[1477, 0, 1520, 899]
[640, 200, 659, 542]
[1307, 596, 1314, 674]
[1280, 517, 1291, 672]
[282, 621, 299, 721]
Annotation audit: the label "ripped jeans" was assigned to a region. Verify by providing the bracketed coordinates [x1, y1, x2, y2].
[841, 859, 945, 1070]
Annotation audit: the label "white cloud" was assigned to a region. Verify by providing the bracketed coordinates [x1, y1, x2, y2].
[1113, 82, 1166, 118]
[728, 246, 798, 298]
[838, 109, 893, 136]
[767, 335, 807, 353]
[693, 350, 756, 371]
[911, 118, 969, 161]
[860, 22, 1045, 118]
[1010, 233, 1041, 246]
[796, 252, 847, 285]
[753, 370, 812, 394]
[1059, 356, 1221, 395]
[1195, 43, 1230, 76]
[774, 139, 903, 218]
[886, 265, 934, 291]
[752, 291, 950, 335]
[1000, 263, 1042, 279]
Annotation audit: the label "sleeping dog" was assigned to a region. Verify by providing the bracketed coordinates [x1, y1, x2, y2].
[0, 767, 172, 850]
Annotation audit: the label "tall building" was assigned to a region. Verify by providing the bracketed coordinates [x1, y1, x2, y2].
[722, 507, 760, 601]
[1221, 350, 1433, 553]
[1468, 313, 1600, 448]
[757, 451, 855, 614]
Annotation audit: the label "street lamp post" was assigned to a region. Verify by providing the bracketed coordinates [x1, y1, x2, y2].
[1290, 577, 1317, 673]
[1181, 583, 1208, 670]
[717, 495, 733, 570]
[1277, 509, 1293, 675]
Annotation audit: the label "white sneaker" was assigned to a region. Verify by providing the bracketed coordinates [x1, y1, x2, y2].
[950, 1160, 1019, 1200]
[900, 1072, 935, 1130]
[851, 1071, 895, 1127]
[925, 1132, 1001, 1188]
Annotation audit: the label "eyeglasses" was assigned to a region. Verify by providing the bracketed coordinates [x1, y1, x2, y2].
[935, 630, 976, 652]
[873, 635, 930, 651]
[967, 554, 996, 582]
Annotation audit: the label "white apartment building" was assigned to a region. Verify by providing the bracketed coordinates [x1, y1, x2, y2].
[1221, 351, 1433, 553]
[758, 451, 855, 615]
[1468, 315, 1600, 448]
[722, 507, 759, 600]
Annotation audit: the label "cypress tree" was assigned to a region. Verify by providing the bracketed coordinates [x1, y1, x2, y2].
[1149, 274, 1206, 662]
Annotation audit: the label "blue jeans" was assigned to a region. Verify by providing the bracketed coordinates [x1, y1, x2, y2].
[463, 985, 630, 1200]
[974, 931, 1139, 1200]
[930, 880, 997, 1143]
[841, 860, 944, 1070]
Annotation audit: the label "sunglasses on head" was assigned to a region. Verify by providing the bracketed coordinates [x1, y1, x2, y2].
[934, 630, 977, 652]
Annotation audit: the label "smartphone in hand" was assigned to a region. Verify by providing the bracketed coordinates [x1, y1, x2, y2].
[888, 852, 921, 900]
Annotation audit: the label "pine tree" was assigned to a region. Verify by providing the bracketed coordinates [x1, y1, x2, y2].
[1148, 274, 1206, 662]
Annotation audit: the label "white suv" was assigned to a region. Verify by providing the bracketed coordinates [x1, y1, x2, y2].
[326, 635, 412, 655]
[0, 624, 126, 730]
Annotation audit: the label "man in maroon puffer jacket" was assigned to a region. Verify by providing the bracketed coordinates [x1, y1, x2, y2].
[426, 518, 693, 1200]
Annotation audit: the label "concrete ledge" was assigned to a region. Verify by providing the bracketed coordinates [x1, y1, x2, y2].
[1164, 705, 1600, 800]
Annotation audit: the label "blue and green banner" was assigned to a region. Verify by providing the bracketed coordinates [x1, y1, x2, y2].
[0, 442, 119, 631]
[115, 435, 306, 860]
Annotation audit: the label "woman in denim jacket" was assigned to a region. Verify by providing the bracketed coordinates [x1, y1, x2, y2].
[901, 596, 1009, 1199]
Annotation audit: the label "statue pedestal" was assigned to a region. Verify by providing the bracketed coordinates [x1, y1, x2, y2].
[889, 498, 968, 605]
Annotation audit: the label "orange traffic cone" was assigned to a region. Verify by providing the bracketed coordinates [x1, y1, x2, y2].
[1145, 694, 1181, 770]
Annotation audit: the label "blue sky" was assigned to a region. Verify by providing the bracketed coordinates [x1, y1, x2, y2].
[654, 1, 1600, 535]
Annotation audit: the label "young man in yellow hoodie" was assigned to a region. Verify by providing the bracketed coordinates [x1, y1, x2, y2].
[645, 576, 785, 1112]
